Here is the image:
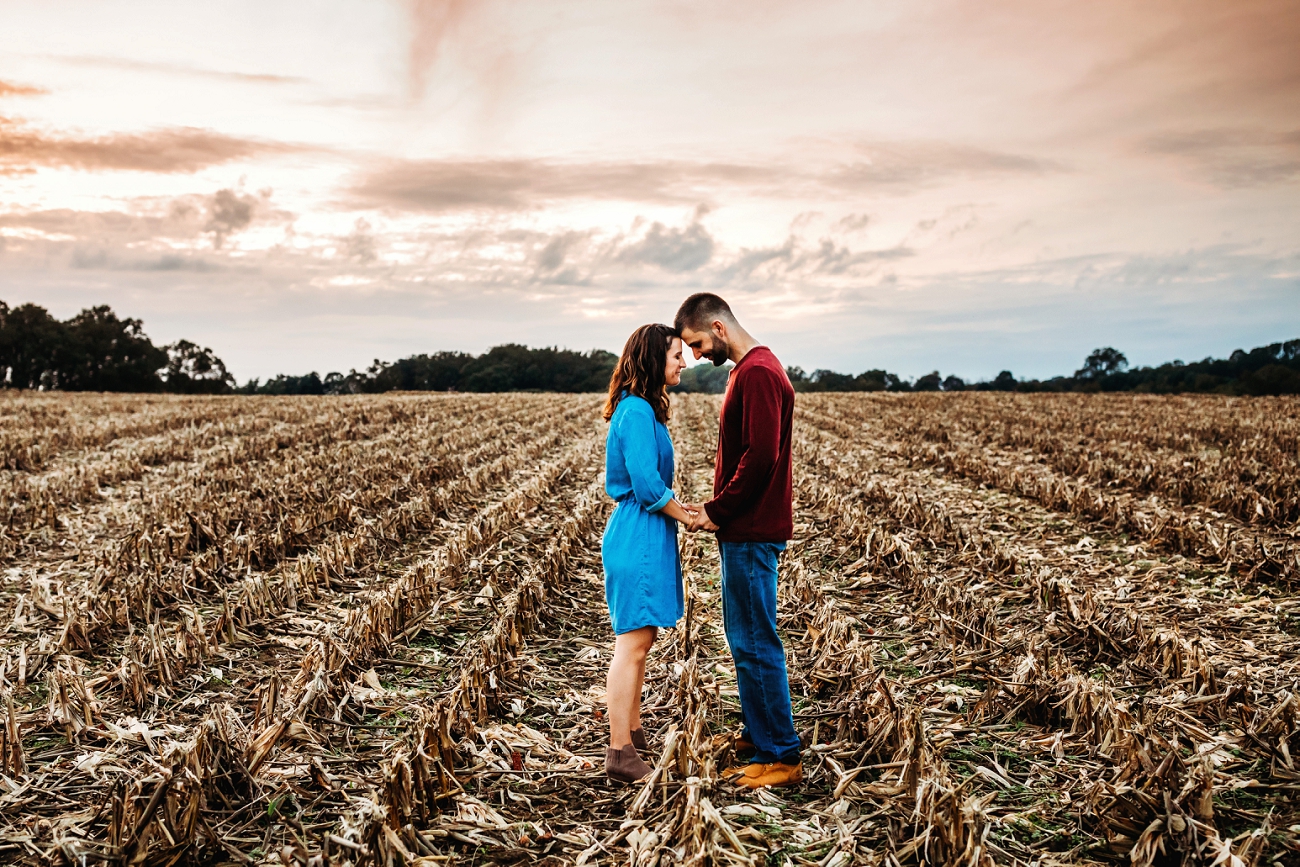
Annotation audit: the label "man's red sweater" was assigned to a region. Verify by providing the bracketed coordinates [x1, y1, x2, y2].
[703, 346, 794, 542]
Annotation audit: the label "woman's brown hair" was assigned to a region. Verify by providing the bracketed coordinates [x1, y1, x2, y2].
[603, 323, 679, 424]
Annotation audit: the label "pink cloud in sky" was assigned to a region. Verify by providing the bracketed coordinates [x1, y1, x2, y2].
[0, 0, 1295, 382]
[0, 117, 304, 174]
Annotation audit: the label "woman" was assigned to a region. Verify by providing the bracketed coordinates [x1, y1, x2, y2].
[601, 323, 693, 783]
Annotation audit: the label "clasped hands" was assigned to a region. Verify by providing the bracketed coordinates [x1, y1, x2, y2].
[677, 501, 719, 533]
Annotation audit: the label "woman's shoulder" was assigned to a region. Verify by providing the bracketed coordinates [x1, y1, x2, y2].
[613, 393, 654, 416]
[612, 394, 668, 433]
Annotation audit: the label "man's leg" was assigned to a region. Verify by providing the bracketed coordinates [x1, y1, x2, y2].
[718, 561, 756, 755]
[719, 541, 801, 766]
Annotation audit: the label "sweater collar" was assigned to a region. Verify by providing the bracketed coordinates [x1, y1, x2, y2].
[731, 345, 770, 373]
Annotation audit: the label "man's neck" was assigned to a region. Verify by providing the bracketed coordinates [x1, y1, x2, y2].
[727, 328, 760, 365]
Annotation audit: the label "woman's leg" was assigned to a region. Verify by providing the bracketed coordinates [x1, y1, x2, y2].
[607, 626, 657, 747]
[631, 642, 649, 730]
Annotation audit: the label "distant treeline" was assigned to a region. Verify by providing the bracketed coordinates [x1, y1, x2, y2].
[677, 341, 1300, 397]
[967, 343, 1300, 396]
[3, 299, 1297, 396]
[240, 345, 618, 395]
[802, 342, 1300, 396]
[0, 301, 233, 393]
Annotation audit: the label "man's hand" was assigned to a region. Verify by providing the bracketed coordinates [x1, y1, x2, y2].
[685, 504, 720, 533]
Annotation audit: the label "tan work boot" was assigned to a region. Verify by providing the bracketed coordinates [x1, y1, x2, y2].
[605, 743, 652, 783]
[630, 728, 649, 753]
[722, 762, 766, 785]
[733, 734, 756, 761]
[724, 761, 803, 789]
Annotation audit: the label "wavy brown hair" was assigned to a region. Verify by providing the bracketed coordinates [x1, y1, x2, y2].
[603, 323, 679, 424]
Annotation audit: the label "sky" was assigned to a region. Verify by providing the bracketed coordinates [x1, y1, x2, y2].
[1, 0, 1298, 382]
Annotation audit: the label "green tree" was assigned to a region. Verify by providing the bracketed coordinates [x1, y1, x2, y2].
[59, 305, 166, 391]
[162, 340, 235, 394]
[0, 301, 68, 389]
[1241, 364, 1300, 396]
[672, 363, 732, 393]
[458, 345, 616, 392]
[1075, 347, 1128, 381]
[913, 371, 942, 391]
[991, 370, 1017, 391]
[371, 352, 473, 391]
[250, 372, 326, 395]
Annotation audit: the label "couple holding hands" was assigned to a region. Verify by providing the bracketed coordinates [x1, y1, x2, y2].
[601, 293, 801, 789]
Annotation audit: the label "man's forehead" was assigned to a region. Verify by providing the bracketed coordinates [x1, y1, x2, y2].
[680, 325, 708, 342]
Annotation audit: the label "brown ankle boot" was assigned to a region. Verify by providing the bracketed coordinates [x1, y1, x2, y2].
[605, 743, 652, 783]
[630, 728, 649, 752]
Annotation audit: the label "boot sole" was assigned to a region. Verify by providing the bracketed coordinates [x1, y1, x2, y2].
[736, 780, 802, 789]
[606, 773, 649, 785]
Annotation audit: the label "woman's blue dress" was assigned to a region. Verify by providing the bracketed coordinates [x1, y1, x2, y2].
[602, 395, 684, 635]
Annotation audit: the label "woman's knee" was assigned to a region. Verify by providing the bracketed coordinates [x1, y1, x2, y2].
[617, 626, 657, 660]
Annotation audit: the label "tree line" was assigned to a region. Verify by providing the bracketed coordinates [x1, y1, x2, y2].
[3, 299, 1297, 396]
[0, 301, 233, 393]
[810, 341, 1300, 397]
[239, 345, 618, 395]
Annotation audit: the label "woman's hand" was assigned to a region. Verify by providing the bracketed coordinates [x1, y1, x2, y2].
[661, 498, 698, 525]
[681, 502, 719, 532]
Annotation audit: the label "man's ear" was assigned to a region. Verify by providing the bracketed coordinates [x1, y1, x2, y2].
[711, 319, 728, 340]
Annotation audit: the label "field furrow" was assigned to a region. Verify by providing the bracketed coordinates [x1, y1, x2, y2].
[0, 391, 1295, 867]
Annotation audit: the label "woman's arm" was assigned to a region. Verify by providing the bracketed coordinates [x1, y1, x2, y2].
[660, 498, 697, 525]
[617, 401, 674, 512]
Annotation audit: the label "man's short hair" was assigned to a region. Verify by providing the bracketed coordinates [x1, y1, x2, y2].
[674, 293, 735, 333]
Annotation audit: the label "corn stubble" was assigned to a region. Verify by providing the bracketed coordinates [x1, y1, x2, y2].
[0, 391, 1296, 866]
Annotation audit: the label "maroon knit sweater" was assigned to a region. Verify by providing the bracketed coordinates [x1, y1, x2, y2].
[703, 346, 794, 542]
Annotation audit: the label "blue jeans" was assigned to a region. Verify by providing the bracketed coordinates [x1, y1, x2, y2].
[719, 541, 800, 765]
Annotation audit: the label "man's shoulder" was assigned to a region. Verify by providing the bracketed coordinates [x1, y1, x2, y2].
[734, 348, 791, 387]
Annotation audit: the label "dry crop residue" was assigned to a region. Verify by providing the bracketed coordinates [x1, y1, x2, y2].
[0, 391, 1296, 866]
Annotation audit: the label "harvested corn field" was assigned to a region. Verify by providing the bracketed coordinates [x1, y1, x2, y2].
[1, 391, 1298, 866]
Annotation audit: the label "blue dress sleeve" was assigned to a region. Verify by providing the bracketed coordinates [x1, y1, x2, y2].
[615, 400, 674, 512]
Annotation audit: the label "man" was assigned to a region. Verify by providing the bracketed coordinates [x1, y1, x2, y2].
[674, 293, 802, 790]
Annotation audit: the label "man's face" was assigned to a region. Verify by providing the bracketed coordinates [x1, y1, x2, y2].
[680, 321, 731, 367]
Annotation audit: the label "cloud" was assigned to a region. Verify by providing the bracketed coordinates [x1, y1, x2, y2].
[407, 0, 475, 98]
[350, 144, 1052, 212]
[0, 80, 47, 97]
[1064, 0, 1300, 121]
[827, 142, 1057, 191]
[0, 204, 236, 273]
[532, 230, 592, 285]
[0, 188, 289, 265]
[807, 239, 912, 275]
[70, 247, 225, 272]
[719, 234, 912, 283]
[834, 213, 871, 233]
[204, 189, 259, 247]
[1144, 128, 1300, 187]
[350, 158, 779, 211]
[723, 237, 797, 281]
[0, 117, 303, 173]
[0, 207, 156, 236]
[46, 54, 306, 85]
[342, 218, 379, 263]
[617, 220, 716, 272]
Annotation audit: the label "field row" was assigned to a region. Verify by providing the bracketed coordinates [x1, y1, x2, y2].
[0, 392, 1295, 867]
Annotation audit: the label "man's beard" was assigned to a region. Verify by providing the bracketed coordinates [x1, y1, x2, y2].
[707, 336, 730, 366]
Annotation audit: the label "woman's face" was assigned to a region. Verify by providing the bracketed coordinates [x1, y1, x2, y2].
[665, 336, 687, 387]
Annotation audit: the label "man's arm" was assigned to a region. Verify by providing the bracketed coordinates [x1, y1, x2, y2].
[703, 367, 783, 527]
